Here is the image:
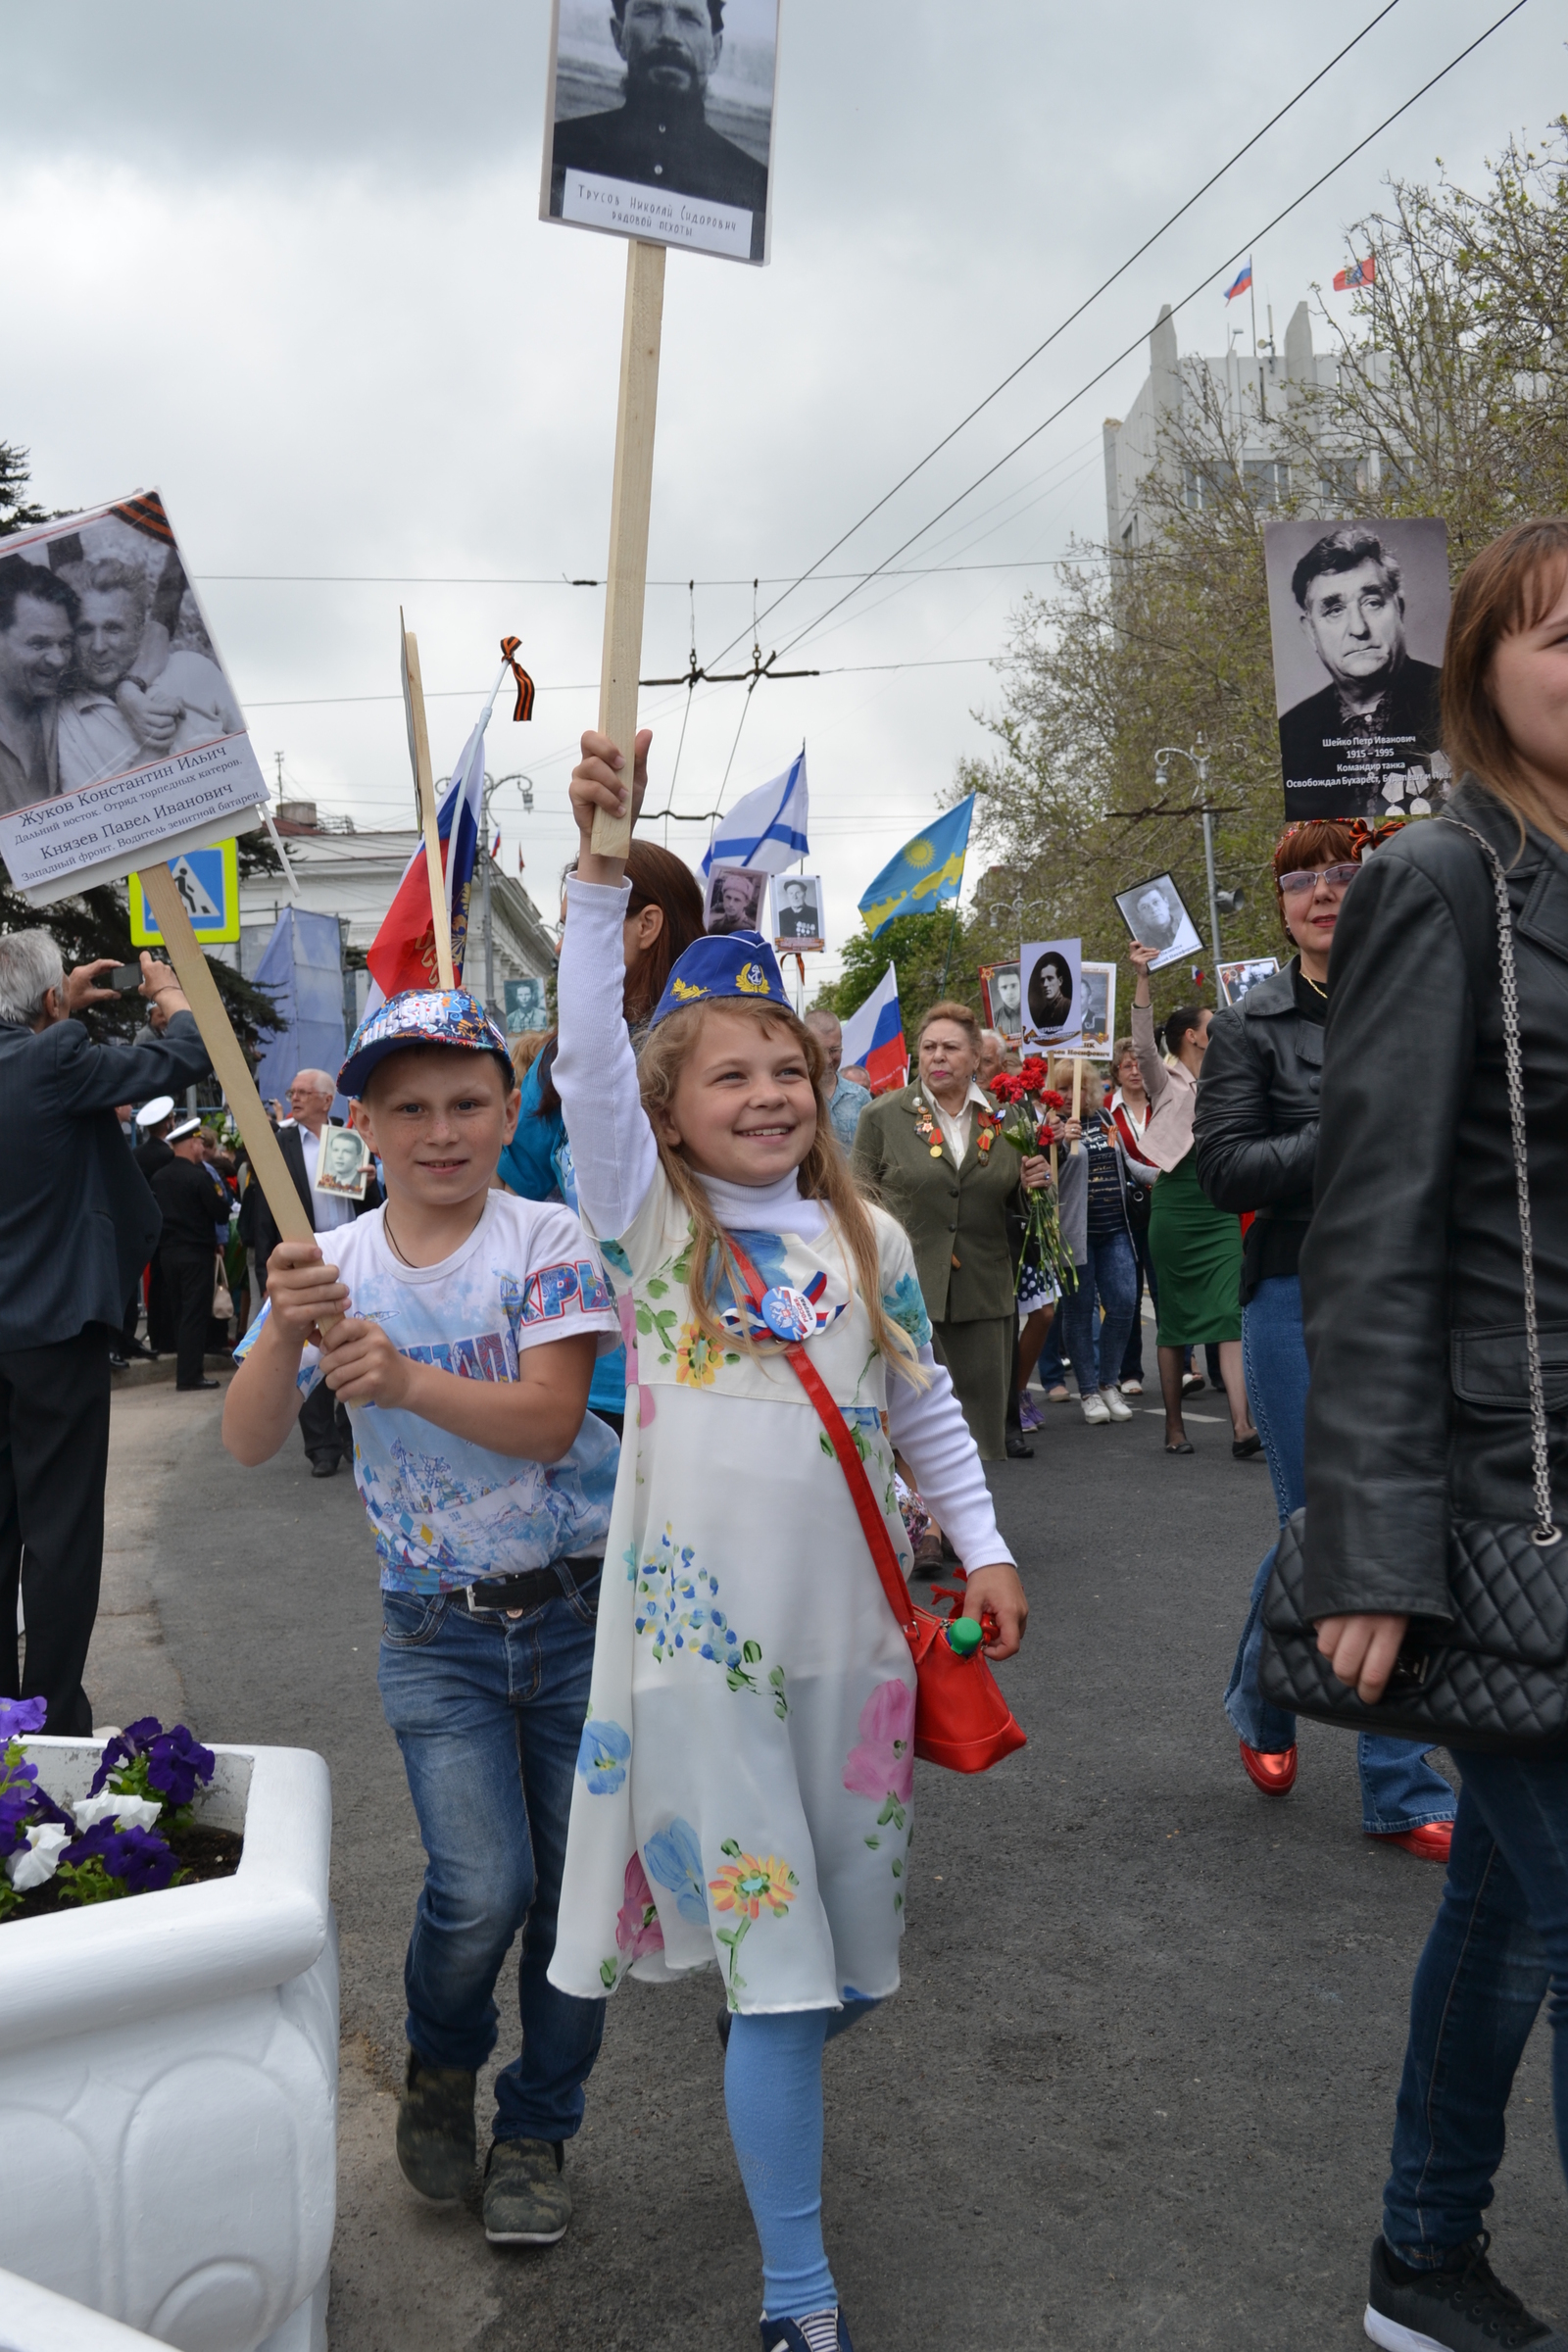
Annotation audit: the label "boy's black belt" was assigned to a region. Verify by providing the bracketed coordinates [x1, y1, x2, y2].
[462, 1556, 602, 1614]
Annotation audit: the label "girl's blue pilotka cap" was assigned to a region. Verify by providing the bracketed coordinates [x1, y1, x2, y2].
[649, 931, 793, 1028]
[338, 988, 513, 1098]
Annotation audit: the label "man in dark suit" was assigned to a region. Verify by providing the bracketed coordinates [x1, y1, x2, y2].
[240, 1065, 381, 1478]
[1278, 527, 1442, 813]
[549, 0, 768, 262]
[0, 932, 209, 1731]
[150, 1117, 228, 1393]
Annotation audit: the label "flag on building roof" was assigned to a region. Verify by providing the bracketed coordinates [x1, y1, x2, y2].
[857, 795, 974, 939]
[840, 962, 906, 1096]
[1223, 259, 1253, 303]
[701, 749, 809, 878]
[1333, 254, 1376, 291]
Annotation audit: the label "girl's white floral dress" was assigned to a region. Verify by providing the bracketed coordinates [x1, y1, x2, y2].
[548, 880, 1017, 2016]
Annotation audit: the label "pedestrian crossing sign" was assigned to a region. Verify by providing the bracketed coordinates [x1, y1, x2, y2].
[128, 839, 240, 946]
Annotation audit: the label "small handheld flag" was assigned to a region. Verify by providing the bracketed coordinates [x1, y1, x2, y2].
[840, 962, 906, 1096]
[702, 749, 809, 878]
[858, 796, 974, 939]
[1333, 255, 1376, 292]
[1223, 259, 1253, 303]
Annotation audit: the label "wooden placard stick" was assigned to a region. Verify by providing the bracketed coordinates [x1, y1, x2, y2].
[400, 616, 455, 989]
[1070, 1054, 1084, 1154]
[590, 238, 667, 859]
[136, 861, 341, 1326]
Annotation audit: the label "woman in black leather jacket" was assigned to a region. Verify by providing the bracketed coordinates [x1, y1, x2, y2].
[1303, 519, 1568, 2352]
[1196, 825, 1455, 1851]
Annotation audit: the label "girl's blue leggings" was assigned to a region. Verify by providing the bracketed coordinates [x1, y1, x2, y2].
[723, 2001, 877, 2320]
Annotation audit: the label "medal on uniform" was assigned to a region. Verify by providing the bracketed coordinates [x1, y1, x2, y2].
[759, 1285, 816, 1342]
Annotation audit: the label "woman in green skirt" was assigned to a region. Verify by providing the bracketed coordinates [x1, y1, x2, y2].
[1127, 942, 1259, 1457]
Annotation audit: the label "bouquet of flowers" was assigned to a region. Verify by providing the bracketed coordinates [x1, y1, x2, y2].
[988, 1058, 1077, 1295]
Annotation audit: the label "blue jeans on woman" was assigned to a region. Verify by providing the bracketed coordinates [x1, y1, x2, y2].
[1118, 1224, 1159, 1385]
[1061, 1225, 1138, 1407]
[1384, 1750, 1568, 2260]
[1224, 1275, 1455, 1835]
[378, 1572, 607, 2144]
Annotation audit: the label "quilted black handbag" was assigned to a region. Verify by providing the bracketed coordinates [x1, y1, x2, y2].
[1258, 821, 1568, 1756]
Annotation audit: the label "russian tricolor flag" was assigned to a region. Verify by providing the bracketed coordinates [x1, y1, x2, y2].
[1223, 259, 1253, 303]
[840, 962, 906, 1096]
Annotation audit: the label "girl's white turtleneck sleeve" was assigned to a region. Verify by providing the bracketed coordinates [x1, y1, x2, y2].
[555, 873, 1014, 1571]
[554, 875, 659, 1239]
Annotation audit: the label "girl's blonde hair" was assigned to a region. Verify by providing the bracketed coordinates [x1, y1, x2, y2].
[637, 997, 923, 1381]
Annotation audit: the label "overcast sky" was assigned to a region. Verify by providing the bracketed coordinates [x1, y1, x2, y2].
[3, 0, 1560, 987]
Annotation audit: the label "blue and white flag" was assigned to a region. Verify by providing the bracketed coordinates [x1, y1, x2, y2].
[701, 749, 809, 878]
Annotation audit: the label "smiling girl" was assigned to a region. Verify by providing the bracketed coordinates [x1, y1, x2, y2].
[547, 728, 1027, 2352]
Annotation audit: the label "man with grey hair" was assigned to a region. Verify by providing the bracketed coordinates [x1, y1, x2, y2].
[0, 931, 209, 1731]
[57, 559, 149, 791]
[241, 1063, 381, 1477]
[804, 1008, 870, 1153]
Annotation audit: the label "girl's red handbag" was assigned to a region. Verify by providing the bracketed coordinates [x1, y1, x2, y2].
[724, 1240, 1027, 1774]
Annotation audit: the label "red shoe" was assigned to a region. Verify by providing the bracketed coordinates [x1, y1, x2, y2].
[1370, 1820, 1454, 1863]
[1239, 1739, 1298, 1795]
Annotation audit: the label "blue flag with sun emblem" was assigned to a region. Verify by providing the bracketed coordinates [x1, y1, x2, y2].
[857, 795, 975, 938]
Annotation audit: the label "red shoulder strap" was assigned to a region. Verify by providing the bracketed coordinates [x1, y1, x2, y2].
[723, 1235, 919, 1645]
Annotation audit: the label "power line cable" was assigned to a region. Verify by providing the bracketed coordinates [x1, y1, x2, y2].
[702, 0, 1407, 669]
[767, 0, 1531, 666]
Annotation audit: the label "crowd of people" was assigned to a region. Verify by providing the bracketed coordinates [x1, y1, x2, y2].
[1, 515, 1566, 2352]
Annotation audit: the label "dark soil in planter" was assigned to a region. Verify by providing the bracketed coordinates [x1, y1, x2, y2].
[3, 1825, 243, 1925]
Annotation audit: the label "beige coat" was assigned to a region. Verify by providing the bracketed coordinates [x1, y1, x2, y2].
[1131, 999, 1197, 1173]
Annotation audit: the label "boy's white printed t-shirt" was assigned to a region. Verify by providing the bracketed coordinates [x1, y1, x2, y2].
[234, 1192, 620, 1595]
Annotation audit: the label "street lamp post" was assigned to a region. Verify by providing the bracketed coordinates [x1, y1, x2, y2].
[1152, 739, 1225, 996]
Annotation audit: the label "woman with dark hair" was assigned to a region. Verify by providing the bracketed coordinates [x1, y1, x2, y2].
[1128, 943, 1257, 1456]
[498, 840, 706, 1438]
[1300, 519, 1568, 2352]
[1195, 823, 1455, 1848]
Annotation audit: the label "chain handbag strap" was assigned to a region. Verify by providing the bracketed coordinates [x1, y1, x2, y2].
[1443, 818, 1560, 1548]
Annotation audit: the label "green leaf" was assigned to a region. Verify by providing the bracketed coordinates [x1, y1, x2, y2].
[864, 1835, 881, 1849]
[720, 1838, 741, 1857]
[646, 1278, 668, 1298]
[600, 1957, 617, 1989]
[742, 1640, 762, 1665]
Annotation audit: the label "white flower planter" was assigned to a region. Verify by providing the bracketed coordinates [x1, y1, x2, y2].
[0, 1740, 336, 2352]
[0, 2265, 166, 2349]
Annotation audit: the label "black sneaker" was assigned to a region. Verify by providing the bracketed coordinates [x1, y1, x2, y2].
[1366, 2233, 1568, 2351]
[395, 2047, 476, 2202]
[760, 2315, 855, 2352]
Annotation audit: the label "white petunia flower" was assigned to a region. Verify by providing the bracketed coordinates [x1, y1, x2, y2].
[70, 1790, 163, 1833]
[7, 1823, 73, 1889]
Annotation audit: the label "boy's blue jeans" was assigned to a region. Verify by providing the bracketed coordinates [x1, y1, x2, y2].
[1225, 1275, 1454, 1836]
[378, 1573, 606, 2144]
[1384, 1750, 1568, 2262]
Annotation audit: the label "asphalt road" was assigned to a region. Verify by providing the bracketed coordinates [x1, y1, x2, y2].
[86, 1376, 1565, 2352]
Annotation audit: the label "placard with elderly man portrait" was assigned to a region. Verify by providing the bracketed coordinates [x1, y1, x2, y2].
[1264, 515, 1451, 821]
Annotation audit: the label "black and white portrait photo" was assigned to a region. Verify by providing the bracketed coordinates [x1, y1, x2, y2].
[0, 495, 245, 822]
[980, 962, 1022, 1039]
[1264, 516, 1450, 821]
[1114, 873, 1200, 975]
[1079, 960, 1116, 1056]
[1219, 956, 1280, 1007]
[541, 0, 779, 265]
[705, 863, 767, 935]
[771, 872, 823, 949]
[1020, 937, 1083, 1049]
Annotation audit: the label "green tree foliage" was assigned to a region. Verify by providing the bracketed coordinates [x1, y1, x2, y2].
[950, 122, 1568, 1018]
[811, 908, 996, 1032]
[0, 443, 281, 1056]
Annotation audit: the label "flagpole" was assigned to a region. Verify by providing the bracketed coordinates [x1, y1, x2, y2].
[401, 612, 455, 990]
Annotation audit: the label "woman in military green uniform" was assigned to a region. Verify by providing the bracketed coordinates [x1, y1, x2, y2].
[853, 1000, 1049, 1460]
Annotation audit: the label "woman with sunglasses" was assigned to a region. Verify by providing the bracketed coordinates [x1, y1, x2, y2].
[1194, 823, 1456, 1854]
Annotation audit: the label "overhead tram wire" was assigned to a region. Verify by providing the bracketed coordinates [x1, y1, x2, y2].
[764, 0, 1533, 669]
[697, 0, 1408, 673]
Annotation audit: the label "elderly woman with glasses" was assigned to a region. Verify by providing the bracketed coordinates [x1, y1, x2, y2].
[1194, 821, 1455, 1856]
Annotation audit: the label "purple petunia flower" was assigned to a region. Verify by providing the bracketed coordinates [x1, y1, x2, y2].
[0, 1777, 39, 1855]
[0, 1695, 47, 1741]
[66, 1820, 179, 1894]
[145, 1725, 216, 1810]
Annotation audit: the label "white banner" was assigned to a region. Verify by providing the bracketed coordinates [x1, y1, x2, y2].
[561, 169, 754, 261]
[0, 736, 267, 903]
